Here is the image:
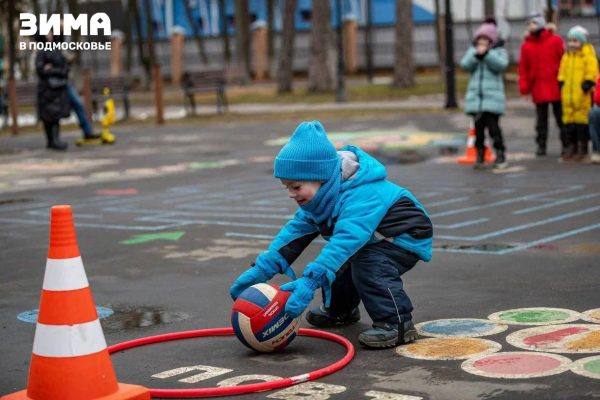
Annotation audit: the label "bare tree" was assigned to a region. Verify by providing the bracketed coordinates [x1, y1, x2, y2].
[218, 0, 231, 65]
[308, 0, 335, 92]
[234, 0, 251, 81]
[393, 0, 415, 88]
[183, 0, 208, 64]
[277, 0, 297, 93]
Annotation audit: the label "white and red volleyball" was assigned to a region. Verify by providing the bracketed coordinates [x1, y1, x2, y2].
[231, 283, 301, 352]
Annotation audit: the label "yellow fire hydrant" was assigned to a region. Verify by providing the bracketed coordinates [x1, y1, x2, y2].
[101, 87, 116, 144]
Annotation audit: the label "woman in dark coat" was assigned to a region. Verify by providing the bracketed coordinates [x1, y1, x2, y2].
[36, 34, 71, 150]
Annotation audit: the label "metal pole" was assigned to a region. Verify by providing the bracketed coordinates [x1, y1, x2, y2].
[336, 0, 347, 102]
[444, 0, 457, 109]
[365, 0, 373, 83]
[8, 0, 18, 134]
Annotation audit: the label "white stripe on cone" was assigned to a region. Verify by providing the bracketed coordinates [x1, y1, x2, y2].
[33, 320, 107, 357]
[43, 257, 89, 291]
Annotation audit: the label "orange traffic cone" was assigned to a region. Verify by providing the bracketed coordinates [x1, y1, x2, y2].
[457, 121, 493, 164]
[1, 205, 149, 400]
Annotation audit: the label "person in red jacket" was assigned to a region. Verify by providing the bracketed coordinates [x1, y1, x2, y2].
[587, 75, 600, 163]
[519, 13, 565, 156]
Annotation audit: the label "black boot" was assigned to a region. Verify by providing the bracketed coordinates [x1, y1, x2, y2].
[306, 305, 360, 328]
[48, 123, 67, 151]
[358, 321, 419, 349]
[494, 149, 508, 169]
[473, 148, 485, 169]
[536, 145, 547, 156]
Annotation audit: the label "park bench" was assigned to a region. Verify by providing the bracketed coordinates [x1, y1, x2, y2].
[1, 81, 38, 129]
[90, 75, 130, 120]
[181, 70, 228, 115]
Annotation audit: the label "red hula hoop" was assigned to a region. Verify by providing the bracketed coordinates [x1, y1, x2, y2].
[108, 327, 355, 398]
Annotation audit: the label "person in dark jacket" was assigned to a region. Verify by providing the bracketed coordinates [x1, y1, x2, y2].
[36, 34, 71, 150]
[460, 20, 509, 169]
[519, 13, 565, 156]
[229, 121, 433, 349]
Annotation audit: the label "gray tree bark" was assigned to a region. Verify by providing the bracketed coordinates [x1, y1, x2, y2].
[277, 0, 297, 93]
[308, 0, 335, 92]
[393, 0, 415, 88]
[234, 0, 251, 82]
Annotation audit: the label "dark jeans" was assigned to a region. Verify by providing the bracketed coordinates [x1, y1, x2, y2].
[322, 241, 418, 325]
[67, 84, 93, 137]
[535, 101, 564, 150]
[588, 107, 600, 152]
[473, 112, 505, 152]
[563, 123, 589, 155]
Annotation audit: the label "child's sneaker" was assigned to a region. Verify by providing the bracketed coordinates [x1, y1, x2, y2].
[358, 321, 419, 349]
[473, 149, 486, 170]
[305, 305, 360, 328]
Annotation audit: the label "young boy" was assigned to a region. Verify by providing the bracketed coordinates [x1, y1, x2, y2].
[229, 121, 433, 349]
[588, 74, 600, 163]
[460, 20, 509, 169]
[558, 26, 599, 162]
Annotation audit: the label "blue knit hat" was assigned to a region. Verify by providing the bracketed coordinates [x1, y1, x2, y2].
[568, 25, 589, 44]
[274, 121, 339, 181]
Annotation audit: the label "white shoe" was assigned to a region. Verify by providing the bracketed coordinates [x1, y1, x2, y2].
[591, 153, 600, 164]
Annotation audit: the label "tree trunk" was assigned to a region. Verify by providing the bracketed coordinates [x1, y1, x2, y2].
[125, 0, 133, 76]
[308, 0, 335, 92]
[484, 0, 495, 18]
[234, 0, 251, 82]
[143, 0, 156, 68]
[218, 0, 231, 65]
[393, 0, 415, 88]
[131, 0, 150, 87]
[66, 0, 81, 65]
[277, 0, 297, 93]
[183, 0, 208, 64]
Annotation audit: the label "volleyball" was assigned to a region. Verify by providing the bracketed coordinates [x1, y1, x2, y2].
[231, 283, 301, 352]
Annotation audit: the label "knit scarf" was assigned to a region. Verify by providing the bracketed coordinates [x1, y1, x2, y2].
[300, 156, 342, 224]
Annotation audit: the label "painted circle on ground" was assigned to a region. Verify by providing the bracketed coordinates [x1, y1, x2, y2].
[488, 307, 581, 325]
[17, 306, 114, 323]
[416, 318, 508, 338]
[506, 324, 600, 354]
[581, 308, 600, 324]
[570, 355, 600, 379]
[461, 351, 572, 379]
[396, 337, 501, 360]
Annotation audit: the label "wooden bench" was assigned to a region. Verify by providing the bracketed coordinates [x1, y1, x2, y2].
[1, 81, 38, 129]
[90, 75, 130, 120]
[181, 70, 228, 115]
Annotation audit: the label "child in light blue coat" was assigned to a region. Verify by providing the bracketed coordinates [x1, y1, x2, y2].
[460, 20, 509, 169]
[229, 121, 433, 349]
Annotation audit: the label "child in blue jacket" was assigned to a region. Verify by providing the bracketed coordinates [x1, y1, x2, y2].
[230, 121, 433, 348]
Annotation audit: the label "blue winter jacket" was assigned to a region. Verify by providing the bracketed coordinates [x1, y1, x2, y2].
[460, 44, 509, 115]
[255, 145, 433, 295]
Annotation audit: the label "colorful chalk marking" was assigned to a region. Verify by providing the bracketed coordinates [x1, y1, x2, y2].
[571, 355, 600, 379]
[581, 308, 600, 324]
[17, 306, 114, 323]
[416, 319, 508, 338]
[488, 307, 581, 325]
[461, 352, 572, 379]
[506, 324, 600, 354]
[120, 231, 185, 245]
[396, 338, 501, 360]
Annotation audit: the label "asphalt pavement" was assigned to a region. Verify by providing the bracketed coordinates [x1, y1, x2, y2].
[1, 110, 599, 400]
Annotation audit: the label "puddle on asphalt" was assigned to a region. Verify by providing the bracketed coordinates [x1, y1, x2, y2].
[436, 243, 515, 252]
[101, 306, 189, 332]
[0, 198, 34, 206]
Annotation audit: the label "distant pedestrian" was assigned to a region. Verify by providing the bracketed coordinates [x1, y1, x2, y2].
[518, 13, 565, 157]
[558, 26, 598, 162]
[460, 20, 509, 169]
[587, 76, 600, 163]
[35, 33, 70, 150]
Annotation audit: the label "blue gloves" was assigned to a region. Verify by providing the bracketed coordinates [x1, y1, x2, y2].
[280, 277, 320, 318]
[229, 265, 269, 300]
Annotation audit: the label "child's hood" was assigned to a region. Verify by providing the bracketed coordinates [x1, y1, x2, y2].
[337, 145, 387, 190]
